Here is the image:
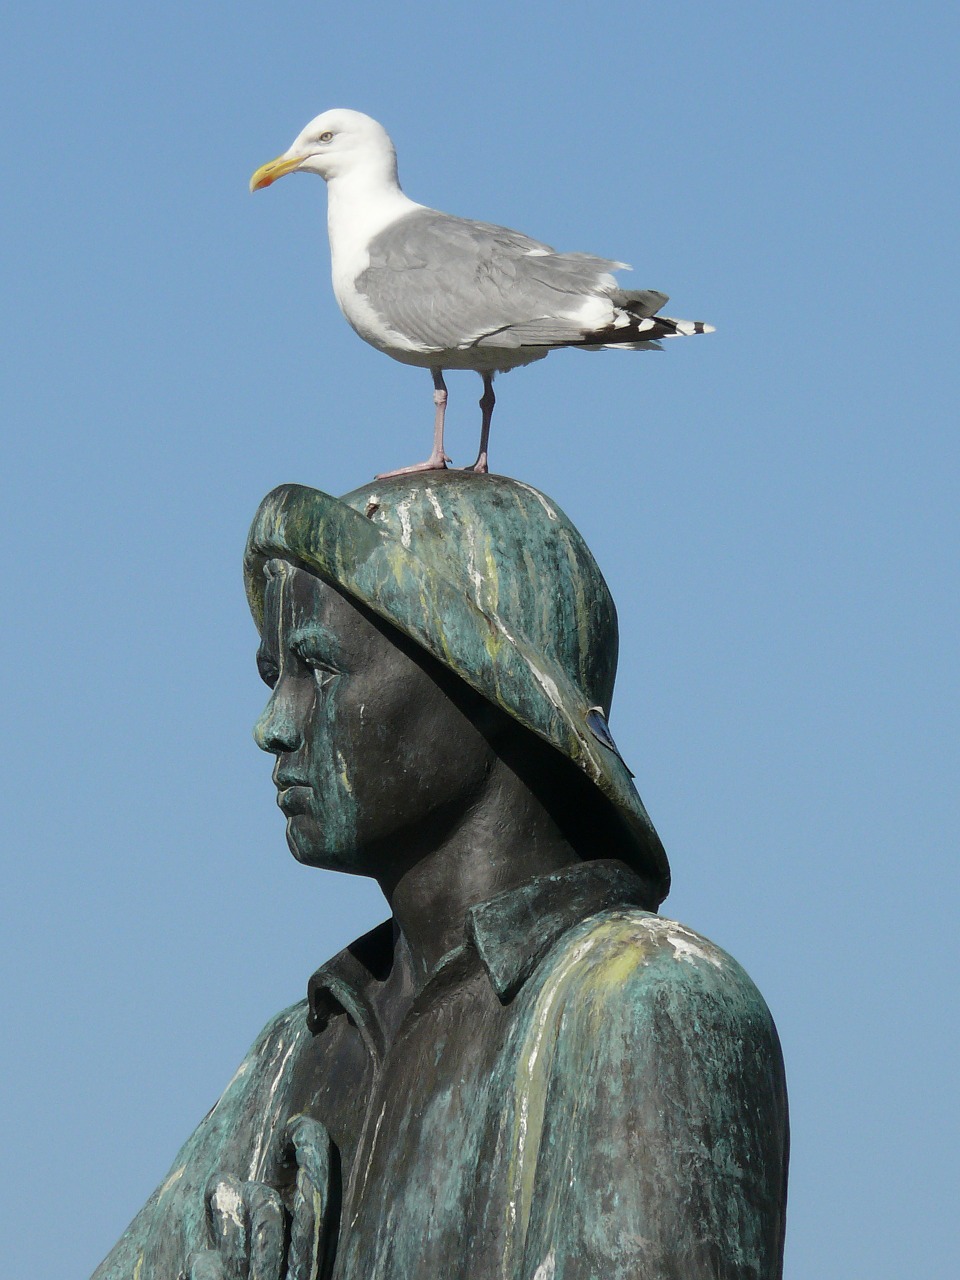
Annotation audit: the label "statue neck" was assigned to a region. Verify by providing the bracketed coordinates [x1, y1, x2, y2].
[378, 754, 579, 985]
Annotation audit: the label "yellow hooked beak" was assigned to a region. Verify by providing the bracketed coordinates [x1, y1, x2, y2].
[249, 153, 304, 192]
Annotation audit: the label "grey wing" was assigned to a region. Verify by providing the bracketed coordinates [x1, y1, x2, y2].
[356, 209, 629, 350]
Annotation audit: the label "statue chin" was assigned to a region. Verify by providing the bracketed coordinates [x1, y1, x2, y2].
[285, 814, 364, 874]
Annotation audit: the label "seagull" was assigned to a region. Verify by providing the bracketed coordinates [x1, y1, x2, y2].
[250, 109, 714, 477]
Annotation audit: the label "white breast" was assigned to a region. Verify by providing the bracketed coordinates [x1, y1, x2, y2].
[326, 177, 428, 356]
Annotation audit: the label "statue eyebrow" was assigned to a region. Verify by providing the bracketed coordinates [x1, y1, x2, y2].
[286, 624, 344, 660]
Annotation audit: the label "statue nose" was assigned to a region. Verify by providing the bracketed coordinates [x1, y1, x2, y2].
[253, 690, 302, 754]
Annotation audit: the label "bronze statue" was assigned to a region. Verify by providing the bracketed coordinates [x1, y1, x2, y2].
[93, 472, 787, 1280]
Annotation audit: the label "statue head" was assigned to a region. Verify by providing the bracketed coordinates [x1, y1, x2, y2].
[244, 472, 670, 906]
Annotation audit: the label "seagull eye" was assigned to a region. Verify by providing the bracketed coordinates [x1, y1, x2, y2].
[319, 131, 334, 142]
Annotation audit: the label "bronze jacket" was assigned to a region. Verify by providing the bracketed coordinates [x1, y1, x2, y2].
[93, 860, 788, 1280]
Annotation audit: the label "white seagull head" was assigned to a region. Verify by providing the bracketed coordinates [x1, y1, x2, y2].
[250, 108, 399, 191]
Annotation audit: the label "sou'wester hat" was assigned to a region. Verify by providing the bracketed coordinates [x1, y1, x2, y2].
[244, 471, 669, 907]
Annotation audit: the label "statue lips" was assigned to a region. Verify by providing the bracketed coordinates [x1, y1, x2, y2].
[276, 782, 313, 816]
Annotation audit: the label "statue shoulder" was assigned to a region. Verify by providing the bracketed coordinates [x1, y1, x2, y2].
[506, 908, 788, 1278]
[196, 997, 314, 1139]
[539, 906, 779, 1041]
[91, 999, 312, 1280]
[517, 906, 787, 1136]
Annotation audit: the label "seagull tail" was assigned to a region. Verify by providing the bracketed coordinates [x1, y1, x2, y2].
[577, 290, 714, 350]
[579, 313, 715, 352]
[646, 315, 715, 338]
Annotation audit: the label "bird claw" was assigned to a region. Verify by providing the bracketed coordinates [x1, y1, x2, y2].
[375, 454, 451, 479]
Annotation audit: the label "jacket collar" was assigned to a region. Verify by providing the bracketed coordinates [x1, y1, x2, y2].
[465, 858, 650, 1000]
[307, 859, 650, 1040]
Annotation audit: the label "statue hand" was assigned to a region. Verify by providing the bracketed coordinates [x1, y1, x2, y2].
[186, 1116, 335, 1280]
[187, 1175, 285, 1280]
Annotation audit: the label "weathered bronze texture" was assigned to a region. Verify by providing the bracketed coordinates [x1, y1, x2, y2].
[93, 473, 788, 1280]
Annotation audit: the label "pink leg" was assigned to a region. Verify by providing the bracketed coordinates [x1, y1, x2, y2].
[465, 373, 495, 474]
[375, 369, 452, 478]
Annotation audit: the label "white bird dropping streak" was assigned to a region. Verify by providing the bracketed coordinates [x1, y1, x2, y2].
[250, 108, 714, 477]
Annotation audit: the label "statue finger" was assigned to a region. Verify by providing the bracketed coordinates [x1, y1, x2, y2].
[205, 1174, 249, 1280]
[282, 1116, 335, 1280]
[285, 1179, 319, 1280]
[285, 1115, 333, 1197]
[242, 1182, 286, 1280]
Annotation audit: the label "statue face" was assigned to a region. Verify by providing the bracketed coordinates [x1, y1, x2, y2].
[253, 561, 498, 877]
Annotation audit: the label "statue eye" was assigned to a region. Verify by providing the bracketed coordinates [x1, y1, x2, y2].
[309, 666, 337, 692]
[319, 131, 334, 142]
[295, 648, 339, 688]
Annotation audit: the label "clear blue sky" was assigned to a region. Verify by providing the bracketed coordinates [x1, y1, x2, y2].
[2, 3, 957, 1276]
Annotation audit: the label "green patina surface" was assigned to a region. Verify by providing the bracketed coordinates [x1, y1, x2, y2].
[93, 886, 787, 1280]
[91, 475, 787, 1278]
[243, 472, 669, 900]
[492, 911, 788, 1278]
[255, 559, 359, 853]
